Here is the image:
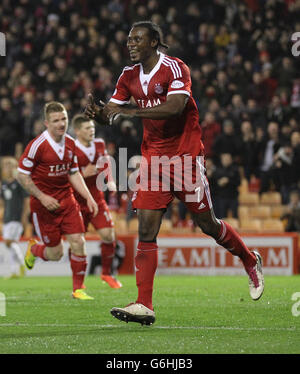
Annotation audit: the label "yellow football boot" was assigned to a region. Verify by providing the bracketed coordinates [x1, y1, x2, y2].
[72, 289, 94, 300]
[24, 239, 38, 270]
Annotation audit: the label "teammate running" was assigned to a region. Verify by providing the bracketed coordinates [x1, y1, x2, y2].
[71, 114, 122, 288]
[17, 101, 98, 300]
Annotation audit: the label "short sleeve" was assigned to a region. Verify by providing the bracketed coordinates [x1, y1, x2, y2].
[18, 141, 37, 175]
[69, 141, 79, 173]
[109, 68, 131, 105]
[167, 60, 191, 98]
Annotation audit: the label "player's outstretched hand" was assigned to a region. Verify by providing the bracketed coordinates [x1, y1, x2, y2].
[84, 94, 106, 124]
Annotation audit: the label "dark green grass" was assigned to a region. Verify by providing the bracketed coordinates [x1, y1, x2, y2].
[0, 275, 299, 354]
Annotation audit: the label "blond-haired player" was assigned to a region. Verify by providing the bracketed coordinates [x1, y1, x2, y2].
[17, 101, 98, 299]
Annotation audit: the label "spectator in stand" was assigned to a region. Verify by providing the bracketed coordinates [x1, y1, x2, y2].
[258, 121, 282, 195]
[275, 57, 297, 94]
[212, 153, 240, 219]
[0, 98, 20, 156]
[200, 112, 221, 159]
[213, 70, 232, 107]
[281, 190, 300, 233]
[291, 131, 300, 188]
[239, 120, 260, 181]
[246, 72, 269, 107]
[212, 119, 241, 164]
[267, 95, 290, 126]
[214, 25, 230, 48]
[261, 66, 278, 103]
[228, 94, 246, 129]
[273, 142, 294, 204]
[244, 98, 267, 130]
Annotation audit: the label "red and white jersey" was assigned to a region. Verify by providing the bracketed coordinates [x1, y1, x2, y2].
[74, 138, 110, 204]
[110, 52, 204, 159]
[18, 130, 79, 202]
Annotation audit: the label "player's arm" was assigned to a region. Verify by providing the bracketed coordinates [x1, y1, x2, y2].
[80, 163, 97, 178]
[68, 170, 98, 217]
[16, 172, 60, 211]
[104, 94, 188, 123]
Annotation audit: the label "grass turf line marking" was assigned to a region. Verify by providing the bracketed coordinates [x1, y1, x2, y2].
[0, 323, 297, 331]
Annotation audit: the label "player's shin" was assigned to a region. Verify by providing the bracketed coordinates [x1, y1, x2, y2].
[100, 241, 116, 275]
[217, 220, 256, 268]
[70, 252, 87, 291]
[135, 241, 158, 311]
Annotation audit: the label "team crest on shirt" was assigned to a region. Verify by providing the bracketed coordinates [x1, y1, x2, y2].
[68, 150, 73, 159]
[154, 83, 163, 94]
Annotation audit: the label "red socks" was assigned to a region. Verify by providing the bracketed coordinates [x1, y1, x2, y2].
[31, 243, 47, 261]
[135, 241, 158, 310]
[217, 220, 256, 268]
[32, 244, 87, 292]
[70, 253, 87, 292]
[100, 241, 116, 275]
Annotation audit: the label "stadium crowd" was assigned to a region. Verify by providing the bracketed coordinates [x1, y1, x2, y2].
[1, 0, 300, 229]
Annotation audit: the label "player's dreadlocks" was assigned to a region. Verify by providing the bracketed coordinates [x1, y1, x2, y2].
[131, 21, 169, 50]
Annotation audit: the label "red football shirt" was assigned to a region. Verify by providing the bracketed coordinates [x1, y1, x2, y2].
[110, 52, 204, 159]
[18, 130, 79, 203]
[74, 138, 111, 205]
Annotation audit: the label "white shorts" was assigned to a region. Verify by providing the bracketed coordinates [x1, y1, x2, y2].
[2, 221, 23, 241]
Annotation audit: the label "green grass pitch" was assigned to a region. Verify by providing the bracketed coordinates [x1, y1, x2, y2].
[0, 275, 299, 354]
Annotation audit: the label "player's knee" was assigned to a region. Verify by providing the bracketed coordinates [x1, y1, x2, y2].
[138, 223, 157, 242]
[69, 234, 86, 255]
[47, 245, 64, 261]
[99, 228, 115, 243]
[53, 251, 64, 261]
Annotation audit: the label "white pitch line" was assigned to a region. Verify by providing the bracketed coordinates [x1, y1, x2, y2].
[0, 323, 297, 332]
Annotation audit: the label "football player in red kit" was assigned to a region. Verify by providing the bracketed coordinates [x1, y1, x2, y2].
[85, 21, 264, 325]
[71, 114, 122, 288]
[17, 102, 98, 300]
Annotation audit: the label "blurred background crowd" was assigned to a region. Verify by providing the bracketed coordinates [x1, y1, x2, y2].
[1, 0, 300, 232]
